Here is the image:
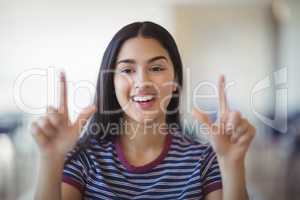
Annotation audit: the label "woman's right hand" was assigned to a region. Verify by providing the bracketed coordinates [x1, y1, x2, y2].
[31, 71, 96, 159]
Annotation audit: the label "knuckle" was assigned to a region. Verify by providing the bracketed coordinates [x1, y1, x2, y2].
[241, 118, 248, 124]
[234, 112, 242, 122]
[31, 121, 42, 134]
[47, 106, 58, 114]
[234, 111, 241, 118]
[49, 114, 62, 126]
[39, 117, 49, 129]
[227, 112, 236, 123]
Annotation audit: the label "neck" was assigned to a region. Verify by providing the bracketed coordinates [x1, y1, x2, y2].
[119, 115, 169, 151]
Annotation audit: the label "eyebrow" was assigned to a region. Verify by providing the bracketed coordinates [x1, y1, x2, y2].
[116, 56, 168, 65]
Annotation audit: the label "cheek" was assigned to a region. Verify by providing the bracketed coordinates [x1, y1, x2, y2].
[159, 82, 174, 95]
[157, 74, 176, 96]
[114, 76, 132, 103]
[153, 74, 176, 108]
[158, 83, 176, 108]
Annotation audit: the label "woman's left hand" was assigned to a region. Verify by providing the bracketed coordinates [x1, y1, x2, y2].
[192, 75, 256, 163]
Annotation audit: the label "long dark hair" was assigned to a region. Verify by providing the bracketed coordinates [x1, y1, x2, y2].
[69, 21, 183, 158]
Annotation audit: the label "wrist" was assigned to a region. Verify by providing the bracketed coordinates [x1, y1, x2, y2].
[217, 156, 248, 200]
[217, 156, 246, 180]
[217, 155, 245, 169]
[39, 152, 66, 165]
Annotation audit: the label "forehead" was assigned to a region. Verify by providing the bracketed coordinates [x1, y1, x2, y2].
[116, 37, 170, 61]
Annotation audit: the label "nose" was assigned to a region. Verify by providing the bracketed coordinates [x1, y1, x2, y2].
[134, 68, 151, 89]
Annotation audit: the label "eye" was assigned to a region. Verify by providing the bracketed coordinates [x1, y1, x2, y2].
[122, 69, 132, 73]
[150, 65, 165, 72]
[120, 67, 135, 74]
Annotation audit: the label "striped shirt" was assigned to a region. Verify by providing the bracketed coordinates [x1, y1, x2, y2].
[62, 131, 222, 199]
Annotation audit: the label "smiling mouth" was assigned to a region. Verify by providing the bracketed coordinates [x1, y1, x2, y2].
[131, 95, 156, 103]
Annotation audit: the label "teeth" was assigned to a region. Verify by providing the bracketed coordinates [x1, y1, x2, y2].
[133, 95, 155, 102]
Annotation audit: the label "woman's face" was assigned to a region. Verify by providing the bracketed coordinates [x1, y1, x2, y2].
[113, 37, 176, 124]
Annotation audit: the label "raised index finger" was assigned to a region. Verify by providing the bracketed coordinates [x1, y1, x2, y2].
[218, 75, 228, 116]
[58, 71, 68, 116]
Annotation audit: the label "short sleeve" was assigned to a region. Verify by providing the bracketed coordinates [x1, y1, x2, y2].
[201, 146, 223, 196]
[62, 149, 88, 192]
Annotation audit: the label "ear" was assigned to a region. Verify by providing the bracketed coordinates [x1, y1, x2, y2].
[172, 77, 178, 92]
[172, 83, 177, 92]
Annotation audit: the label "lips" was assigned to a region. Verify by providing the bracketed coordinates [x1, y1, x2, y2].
[131, 94, 156, 109]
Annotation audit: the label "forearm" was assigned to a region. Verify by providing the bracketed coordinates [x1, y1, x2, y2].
[218, 157, 248, 200]
[35, 154, 65, 200]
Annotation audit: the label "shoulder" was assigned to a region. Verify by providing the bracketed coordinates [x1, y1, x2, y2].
[65, 137, 116, 168]
[169, 131, 215, 159]
[171, 130, 211, 150]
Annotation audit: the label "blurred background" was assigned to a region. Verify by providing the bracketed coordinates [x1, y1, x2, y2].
[0, 0, 299, 199]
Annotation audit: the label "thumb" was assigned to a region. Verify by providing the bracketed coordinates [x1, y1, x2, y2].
[74, 105, 97, 131]
[192, 107, 211, 126]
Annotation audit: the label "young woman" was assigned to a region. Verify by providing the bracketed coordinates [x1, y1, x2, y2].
[31, 21, 255, 200]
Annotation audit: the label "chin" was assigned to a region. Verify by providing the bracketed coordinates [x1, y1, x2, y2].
[135, 115, 156, 124]
[132, 113, 160, 125]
